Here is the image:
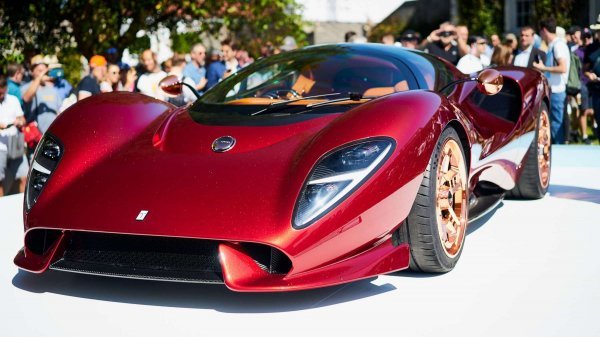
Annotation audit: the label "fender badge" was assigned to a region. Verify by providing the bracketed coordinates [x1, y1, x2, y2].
[136, 210, 149, 221]
[212, 136, 236, 153]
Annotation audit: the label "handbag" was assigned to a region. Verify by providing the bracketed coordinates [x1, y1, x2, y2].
[7, 129, 25, 160]
[21, 122, 43, 149]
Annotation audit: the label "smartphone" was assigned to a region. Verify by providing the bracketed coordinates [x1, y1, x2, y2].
[534, 54, 540, 63]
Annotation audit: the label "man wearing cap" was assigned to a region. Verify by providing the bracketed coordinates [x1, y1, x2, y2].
[400, 30, 419, 49]
[44, 55, 73, 103]
[77, 55, 107, 101]
[423, 22, 460, 65]
[21, 55, 62, 134]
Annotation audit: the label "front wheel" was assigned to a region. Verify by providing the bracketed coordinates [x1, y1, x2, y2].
[401, 127, 469, 273]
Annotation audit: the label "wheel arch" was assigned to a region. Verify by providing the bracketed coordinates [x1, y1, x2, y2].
[446, 120, 471, 172]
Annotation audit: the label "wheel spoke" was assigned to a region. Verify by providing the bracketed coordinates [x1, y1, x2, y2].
[443, 166, 459, 184]
[451, 175, 463, 194]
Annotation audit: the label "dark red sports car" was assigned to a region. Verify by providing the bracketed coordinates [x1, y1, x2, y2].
[15, 44, 551, 291]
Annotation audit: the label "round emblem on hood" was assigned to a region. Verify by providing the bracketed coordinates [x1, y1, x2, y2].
[212, 136, 236, 152]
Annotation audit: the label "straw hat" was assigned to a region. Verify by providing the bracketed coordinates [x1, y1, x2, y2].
[591, 14, 600, 30]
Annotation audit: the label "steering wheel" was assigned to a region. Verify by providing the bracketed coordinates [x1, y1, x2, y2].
[260, 89, 300, 99]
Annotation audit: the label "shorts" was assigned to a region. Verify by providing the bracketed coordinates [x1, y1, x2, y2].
[0, 151, 29, 187]
[581, 83, 591, 110]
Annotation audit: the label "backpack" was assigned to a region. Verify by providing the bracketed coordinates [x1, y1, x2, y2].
[552, 43, 582, 95]
[566, 51, 582, 95]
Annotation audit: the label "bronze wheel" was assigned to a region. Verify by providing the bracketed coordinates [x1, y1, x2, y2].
[537, 109, 551, 188]
[506, 102, 551, 200]
[401, 127, 468, 273]
[435, 139, 468, 258]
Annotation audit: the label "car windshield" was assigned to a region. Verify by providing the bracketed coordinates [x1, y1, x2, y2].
[194, 45, 418, 114]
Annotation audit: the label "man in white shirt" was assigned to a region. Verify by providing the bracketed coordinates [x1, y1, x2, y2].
[0, 75, 28, 196]
[456, 36, 490, 74]
[534, 18, 571, 144]
[136, 49, 167, 101]
[514, 26, 547, 68]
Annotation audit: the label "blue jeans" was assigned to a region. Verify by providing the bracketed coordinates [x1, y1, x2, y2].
[550, 91, 566, 144]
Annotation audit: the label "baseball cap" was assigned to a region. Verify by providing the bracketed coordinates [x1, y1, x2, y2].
[89, 55, 108, 68]
[401, 30, 418, 41]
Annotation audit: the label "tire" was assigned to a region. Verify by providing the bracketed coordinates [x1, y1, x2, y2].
[506, 103, 551, 199]
[400, 127, 469, 273]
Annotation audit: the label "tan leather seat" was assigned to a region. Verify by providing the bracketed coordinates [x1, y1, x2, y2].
[291, 74, 316, 95]
[363, 80, 409, 97]
[363, 87, 394, 97]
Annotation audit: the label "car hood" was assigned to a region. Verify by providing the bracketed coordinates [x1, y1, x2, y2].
[28, 99, 341, 245]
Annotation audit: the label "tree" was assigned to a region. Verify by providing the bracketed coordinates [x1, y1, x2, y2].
[196, 0, 307, 56]
[457, 0, 503, 37]
[0, 0, 306, 60]
[533, 0, 575, 28]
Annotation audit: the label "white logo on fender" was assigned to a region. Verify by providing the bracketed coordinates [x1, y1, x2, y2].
[136, 210, 149, 221]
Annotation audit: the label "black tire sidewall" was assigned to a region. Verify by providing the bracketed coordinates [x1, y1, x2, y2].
[407, 127, 468, 272]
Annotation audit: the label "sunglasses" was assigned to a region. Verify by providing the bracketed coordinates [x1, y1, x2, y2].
[438, 31, 455, 37]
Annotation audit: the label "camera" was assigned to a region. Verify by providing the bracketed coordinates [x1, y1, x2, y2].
[48, 67, 65, 81]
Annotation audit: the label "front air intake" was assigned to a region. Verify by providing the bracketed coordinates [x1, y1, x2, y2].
[50, 232, 224, 283]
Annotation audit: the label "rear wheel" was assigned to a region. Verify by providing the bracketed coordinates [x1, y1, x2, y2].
[401, 127, 468, 273]
[506, 103, 551, 199]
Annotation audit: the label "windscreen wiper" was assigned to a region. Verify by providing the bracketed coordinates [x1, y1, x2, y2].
[304, 92, 376, 109]
[250, 92, 342, 116]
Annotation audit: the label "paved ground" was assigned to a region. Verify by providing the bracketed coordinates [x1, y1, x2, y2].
[1, 145, 598, 337]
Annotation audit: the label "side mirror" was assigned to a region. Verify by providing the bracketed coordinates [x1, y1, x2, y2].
[159, 75, 183, 96]
[476, 69, 503, 95]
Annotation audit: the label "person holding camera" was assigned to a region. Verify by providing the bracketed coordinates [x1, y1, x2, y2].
[0, 74, 28, 197]
[20, 55, 62, 135]
[43, 55, 73, 103]
[423, 22, 460, 65]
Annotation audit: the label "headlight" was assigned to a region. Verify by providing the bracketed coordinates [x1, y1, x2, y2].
[25, 136, 63, 211]
[293, 139, 394, 228]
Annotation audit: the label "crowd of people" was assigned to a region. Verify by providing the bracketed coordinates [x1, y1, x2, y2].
[2, 15, 600, 196]
[0, 37, 266, 196]
[379, 16, 600, 146]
